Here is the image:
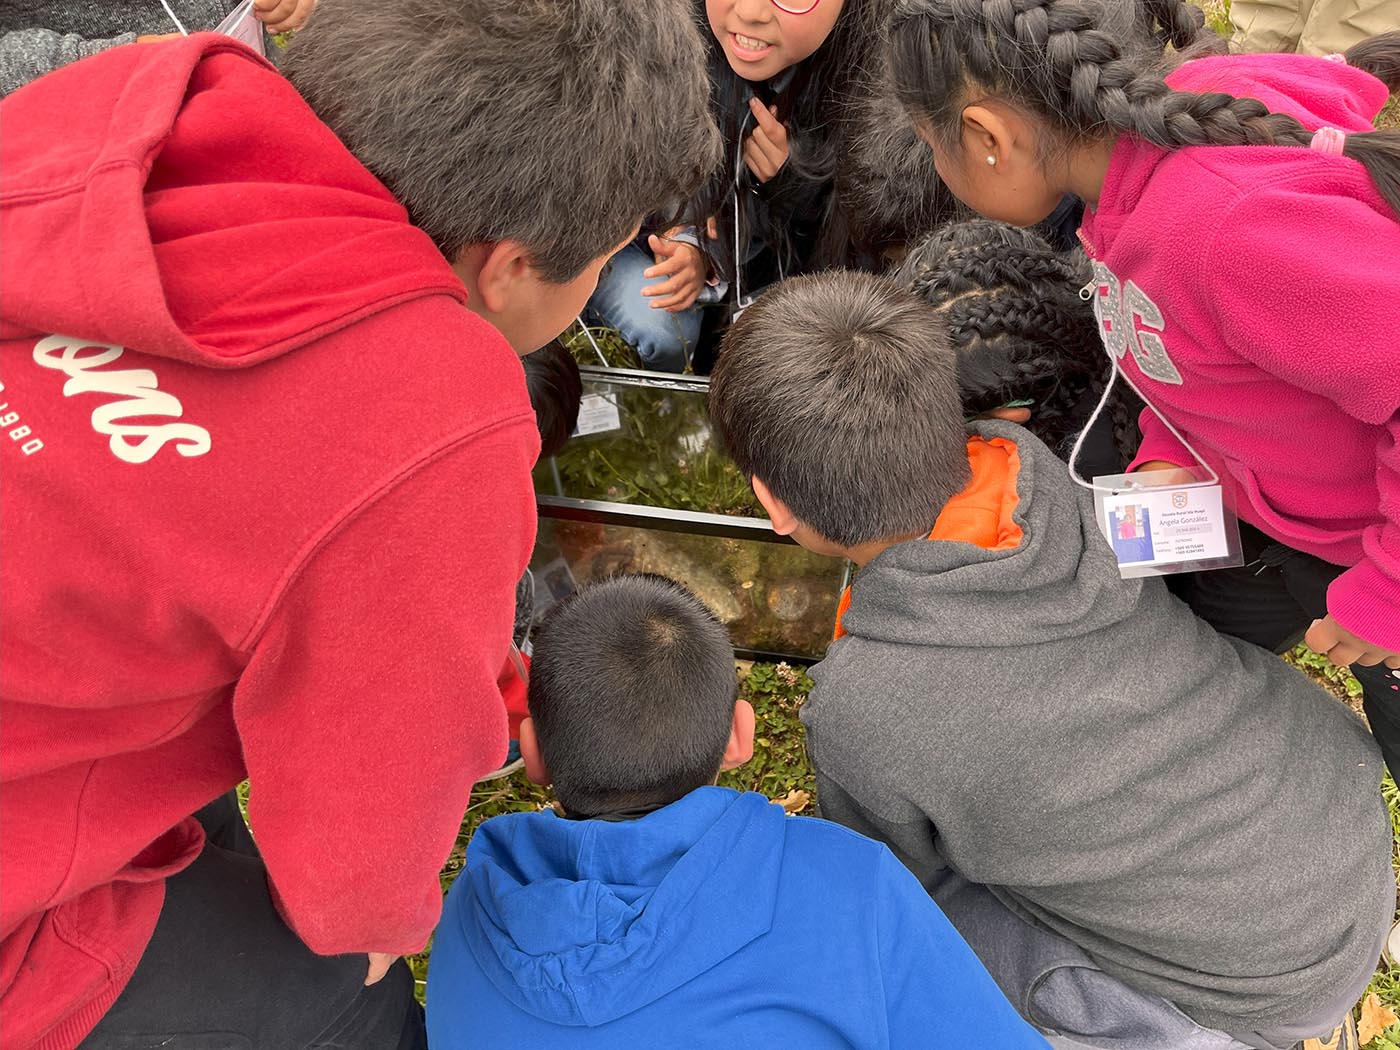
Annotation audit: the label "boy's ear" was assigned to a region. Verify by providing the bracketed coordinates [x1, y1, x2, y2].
[719, 699, 756, 772]
[751, 477, 798, 537]
[452, 240, 534, 316]
[519, 718, 552, 786]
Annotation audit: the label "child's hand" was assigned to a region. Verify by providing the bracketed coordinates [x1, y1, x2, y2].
[976, 407, 1032, 425]
[253, 0, 316, 33]
[1131, 459, 1197, 486]
[1306, 615, 1400, 669]
[365, 952, 396, 986]
[743, 99, 789, 183]
[643, 230, 707, 313]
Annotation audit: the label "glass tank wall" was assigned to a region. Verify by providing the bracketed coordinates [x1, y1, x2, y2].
[531, 367, 849, 661]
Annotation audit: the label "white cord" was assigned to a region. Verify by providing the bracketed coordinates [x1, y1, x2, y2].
[732, 107, 755, 312]
[158, 0, 190, 35]
[574, 317, 610, 366]
[1067, 291, 1221, 494]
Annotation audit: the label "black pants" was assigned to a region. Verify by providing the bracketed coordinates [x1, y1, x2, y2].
[81, 795, 426, 1050]
[1167, 522, 1400, 779]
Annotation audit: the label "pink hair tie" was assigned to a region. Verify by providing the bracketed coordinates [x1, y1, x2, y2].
[1310, 126, 1347, 155]
[1324, 51, 1348, 63]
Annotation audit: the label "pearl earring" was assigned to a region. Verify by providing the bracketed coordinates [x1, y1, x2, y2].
[986, 155, 997, 166]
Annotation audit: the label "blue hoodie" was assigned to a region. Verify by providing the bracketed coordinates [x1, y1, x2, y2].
[427, 786, 1046, 1049]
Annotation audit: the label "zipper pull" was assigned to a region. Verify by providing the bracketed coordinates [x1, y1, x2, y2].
[1079, 280, 1096, 301]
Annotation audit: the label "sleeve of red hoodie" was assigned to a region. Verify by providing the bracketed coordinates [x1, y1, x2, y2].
[231, 420, 538, 956]
[1203, 192, 1400, 652]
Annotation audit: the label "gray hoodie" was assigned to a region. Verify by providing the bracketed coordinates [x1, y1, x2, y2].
[805, 420, 1393, 1036]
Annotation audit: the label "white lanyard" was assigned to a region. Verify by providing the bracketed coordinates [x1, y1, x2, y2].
[1066, 284, 1221, 495]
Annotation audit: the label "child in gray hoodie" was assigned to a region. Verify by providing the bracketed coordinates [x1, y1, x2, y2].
[706, 270, 1393, 1050]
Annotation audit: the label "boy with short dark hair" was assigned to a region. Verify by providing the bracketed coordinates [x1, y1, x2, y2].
[707, 271, 1394, 1050]
[425, 573, 1046, 1050]
[0, 0, 719, 1043]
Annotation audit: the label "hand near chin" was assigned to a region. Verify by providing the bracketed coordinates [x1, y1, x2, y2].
[743, 99, 789, 183]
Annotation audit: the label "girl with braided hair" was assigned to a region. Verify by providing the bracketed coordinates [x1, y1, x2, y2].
[880, 5, 1400, 1047]
[887, 4, 1400, 786]
[896, 218, 1142, 472]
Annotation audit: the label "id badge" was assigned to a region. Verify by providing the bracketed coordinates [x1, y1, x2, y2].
[1091, 469, 1243, 578]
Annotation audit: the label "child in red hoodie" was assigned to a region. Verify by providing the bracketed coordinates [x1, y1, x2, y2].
[884, 4, 1400, 779]
[0, 2, 719, 1047]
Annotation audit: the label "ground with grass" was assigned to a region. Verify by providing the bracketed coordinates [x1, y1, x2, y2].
[404, 648, 1400, 1049]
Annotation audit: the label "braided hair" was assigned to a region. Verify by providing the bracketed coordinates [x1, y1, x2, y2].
[886, 0, 1400, 216]
[897, 219, 1140, 462]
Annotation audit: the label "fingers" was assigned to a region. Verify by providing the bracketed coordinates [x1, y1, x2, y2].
[255, 0, 314, 32]
[643, 249, 689, 279]
[1386, 654, 1400, 670]
[642, 273, 694, 300]
[365, 952, 395, 987]
[977, 407, 1032, 424]
[743, 137, 785, 183]
[1305, 618, 1362, 669]
[744, 100, 789, 183]
[650, 287, 701, 312]
[748, 96, 784, 136]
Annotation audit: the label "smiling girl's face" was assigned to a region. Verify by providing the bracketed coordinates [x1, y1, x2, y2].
[705, 0, 845, 82]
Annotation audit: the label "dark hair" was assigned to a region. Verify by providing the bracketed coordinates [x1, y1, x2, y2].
[887, 0, 1400, 217]
[523, 341, 582, 459]
[284, 0, 722, 281]
[528, 574, 738, 818]
[709, 271, 970, 547]
[896, 220, 1138, 461]
[687, 0, 892, 278]
[828, 68, 974, 266]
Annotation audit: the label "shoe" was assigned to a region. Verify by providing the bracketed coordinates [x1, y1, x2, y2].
[478, 740, 523, 782]
[1385, 918, 1400, 967]
[1293, 1012, 1359, 1050]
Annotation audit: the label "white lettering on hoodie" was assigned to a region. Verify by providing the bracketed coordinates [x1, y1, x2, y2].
[1091, 261, 1183, 385]
[32, 335, 212, 463]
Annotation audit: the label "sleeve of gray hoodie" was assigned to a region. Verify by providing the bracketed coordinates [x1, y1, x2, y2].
[813, 767, 953, 897]
[0, 28, 135, 95]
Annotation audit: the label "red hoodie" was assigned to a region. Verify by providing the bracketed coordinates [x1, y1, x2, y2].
[1079, 53, 1400, 650]
[0, 36, 538, 1047]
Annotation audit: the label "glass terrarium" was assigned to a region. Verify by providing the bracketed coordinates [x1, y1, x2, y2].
[531, 366, 850, 661]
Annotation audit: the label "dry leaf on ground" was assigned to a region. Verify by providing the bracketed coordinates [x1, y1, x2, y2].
[1359, 992, 1397, 1044]
[773, 789, 811, 814]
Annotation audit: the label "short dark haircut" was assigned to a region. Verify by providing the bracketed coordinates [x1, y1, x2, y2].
[523, 340, 582, 459]
[709, 271, 970, 548]
[528, 575, 738, 818]
[284, 0, 723, 281]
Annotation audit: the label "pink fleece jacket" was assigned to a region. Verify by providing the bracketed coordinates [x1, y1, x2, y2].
[1080, 52, 1400, 650]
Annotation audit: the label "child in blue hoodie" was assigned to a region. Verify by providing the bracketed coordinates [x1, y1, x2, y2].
[426, 573, 1045, 1050]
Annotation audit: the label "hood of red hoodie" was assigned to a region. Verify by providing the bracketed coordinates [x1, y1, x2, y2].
[0, 33, 468, 367]
[1084, 52, 1389, 253]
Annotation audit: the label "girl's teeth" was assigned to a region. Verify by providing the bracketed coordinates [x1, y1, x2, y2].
[736, 34, 769, 49]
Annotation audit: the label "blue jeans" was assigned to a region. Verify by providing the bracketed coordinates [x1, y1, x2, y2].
[585, 243, 703, 373]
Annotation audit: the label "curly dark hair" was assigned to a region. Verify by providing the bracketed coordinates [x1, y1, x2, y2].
[896, 220, 1140, 464]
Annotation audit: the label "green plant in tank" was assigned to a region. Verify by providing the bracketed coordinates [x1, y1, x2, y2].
[538, 327, 763, 518]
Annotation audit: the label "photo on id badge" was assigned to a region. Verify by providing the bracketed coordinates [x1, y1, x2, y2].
[1101, 486, 1227, 568]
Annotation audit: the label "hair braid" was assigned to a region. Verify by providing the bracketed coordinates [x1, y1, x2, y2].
[896, 220, 1139, 462]
[890, 0, 1400, 216]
